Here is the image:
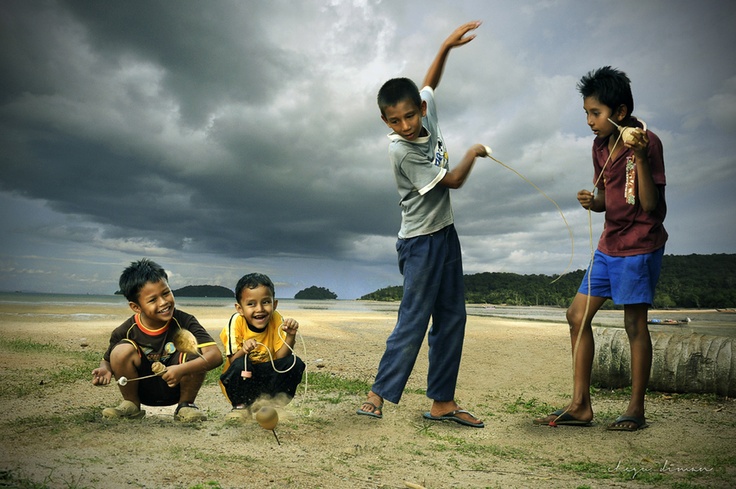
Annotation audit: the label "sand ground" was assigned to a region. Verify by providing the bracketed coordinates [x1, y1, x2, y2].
[0, 301, 734, 488]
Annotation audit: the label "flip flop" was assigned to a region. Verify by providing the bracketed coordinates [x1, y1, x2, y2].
[607, 415, 648, 431]
[423, 409, 484, 428]
[356, 401, 383, 419]
[534, 409, 592, 426]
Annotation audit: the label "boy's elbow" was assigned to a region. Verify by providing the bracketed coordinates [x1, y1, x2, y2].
[641, 191, 660, 213]
[641, 202, 658, 213]
[440, 174, 464, 189]
[205, 348, 224, 368]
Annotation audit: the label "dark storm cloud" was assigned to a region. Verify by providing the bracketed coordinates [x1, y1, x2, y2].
[1, 0, 734, 297]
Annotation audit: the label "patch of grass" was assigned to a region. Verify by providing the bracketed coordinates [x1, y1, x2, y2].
[590, 384, 632, 399]
[0, 337, 68, 354]
[503, 394, 554, 417]
[204, 367, 221, 385]
[660, 392, 722, 403]
[413, 426, 529, 460]
[305, 371, 371, 394]
[592, 386, 727, 405]
[0, 339, 101, 398]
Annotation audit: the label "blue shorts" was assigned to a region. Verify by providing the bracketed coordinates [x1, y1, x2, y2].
[578, 248, 664, 305]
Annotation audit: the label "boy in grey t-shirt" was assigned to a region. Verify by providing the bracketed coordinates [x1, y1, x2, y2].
[357, 21, 490, 428]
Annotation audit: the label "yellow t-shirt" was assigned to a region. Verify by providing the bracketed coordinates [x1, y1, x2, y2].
[219, 310, 285, 373]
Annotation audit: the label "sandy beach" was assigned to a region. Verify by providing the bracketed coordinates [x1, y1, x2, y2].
[0, 298, 734, 488]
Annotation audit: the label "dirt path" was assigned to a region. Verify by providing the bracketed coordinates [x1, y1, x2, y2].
[0, 302, 734, 488]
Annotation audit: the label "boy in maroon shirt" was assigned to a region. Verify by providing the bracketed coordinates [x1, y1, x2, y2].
[535, 67, 667, 431]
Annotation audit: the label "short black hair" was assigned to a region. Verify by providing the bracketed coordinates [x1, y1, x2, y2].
[235, 273, 275, 303]
[577, 66, 634, 117]
[118, 258, 168, 303]
[377, 77, 422, 116]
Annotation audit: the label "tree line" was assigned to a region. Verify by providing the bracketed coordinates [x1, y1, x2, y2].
[359, 254, 736, 309]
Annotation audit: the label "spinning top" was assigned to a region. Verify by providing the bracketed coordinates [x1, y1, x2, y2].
[172, 329, 207, 362]
[255, 406, 280, 445]
[255, 406, 279, 430]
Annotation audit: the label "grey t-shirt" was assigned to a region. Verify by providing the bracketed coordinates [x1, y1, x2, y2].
[387, 87, 454, 239]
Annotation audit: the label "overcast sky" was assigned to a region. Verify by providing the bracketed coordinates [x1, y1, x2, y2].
[1, 0, 734, 299]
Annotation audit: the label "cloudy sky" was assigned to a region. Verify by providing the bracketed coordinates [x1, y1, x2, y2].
[1, 0, 734, 299]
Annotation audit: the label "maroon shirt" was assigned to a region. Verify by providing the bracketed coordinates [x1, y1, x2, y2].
[592, 120, 668, 256]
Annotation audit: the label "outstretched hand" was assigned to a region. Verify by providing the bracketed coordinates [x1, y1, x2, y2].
[442, 20, 482, 49]
[92, 366, 112, 385]
[424, 20, 482, 90]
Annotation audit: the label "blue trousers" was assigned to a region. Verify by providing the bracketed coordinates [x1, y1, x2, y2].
[372, 224, 467, 404]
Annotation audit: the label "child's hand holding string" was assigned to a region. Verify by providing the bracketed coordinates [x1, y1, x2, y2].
[242, 339, 258, 354]
[281, 318, 299, 337]
[577, 189, 595, 210]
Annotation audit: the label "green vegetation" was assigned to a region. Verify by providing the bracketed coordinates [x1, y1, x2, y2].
[294, 285, 337, 300]
[360, 254, 736, 308]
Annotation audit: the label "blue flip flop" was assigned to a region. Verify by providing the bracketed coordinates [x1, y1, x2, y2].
[423, 409, 484, 428]
[607, 415, 648, 431]
[356, 401, 383, 419]
[535, 408, 592, 426]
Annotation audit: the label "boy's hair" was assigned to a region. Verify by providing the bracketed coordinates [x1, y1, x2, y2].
[119, 258, 168, 303]
[235, 273, 275, 303]
[577, 66, 634, 117]
[377, 77, 422, 116]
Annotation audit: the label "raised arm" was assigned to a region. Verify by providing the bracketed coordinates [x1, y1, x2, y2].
[423, 20, 481, 90]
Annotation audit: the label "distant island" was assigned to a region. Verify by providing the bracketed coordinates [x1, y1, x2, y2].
[173, 285, 233, 298]
[295, 286, 337, 300]
[115, 284, 233, 298]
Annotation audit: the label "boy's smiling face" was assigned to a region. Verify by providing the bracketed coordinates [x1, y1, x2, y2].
[235, 285, 278, 329]
[129, 279, 175, 329]
[382, 98, 427, 141]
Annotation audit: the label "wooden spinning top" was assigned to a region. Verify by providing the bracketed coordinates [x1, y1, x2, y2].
[172, 329, 206, 362]
[255, 406, 279, 430]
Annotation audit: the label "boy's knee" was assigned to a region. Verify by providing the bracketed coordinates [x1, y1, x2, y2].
[623, 320, 649, 339]
[566, 307, 584, 329]
[181, 370, 207, 383]
[109, 342, 138, 363]
[623, 306, 649, 337]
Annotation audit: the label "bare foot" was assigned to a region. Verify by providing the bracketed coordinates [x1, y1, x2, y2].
[533, 407, 593, 425]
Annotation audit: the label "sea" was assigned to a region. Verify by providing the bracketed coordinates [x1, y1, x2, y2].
[0, 292, 734, 338]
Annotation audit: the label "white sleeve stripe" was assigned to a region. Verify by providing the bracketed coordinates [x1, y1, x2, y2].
[418, 168, 446, 195]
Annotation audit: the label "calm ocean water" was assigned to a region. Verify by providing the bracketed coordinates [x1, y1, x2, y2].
[1, 292, 734, 337]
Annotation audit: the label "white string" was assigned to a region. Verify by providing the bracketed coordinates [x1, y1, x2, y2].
[486, 153, 574, 283]
[249, 324, 309, 395]
[551, 129, 623, 426]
